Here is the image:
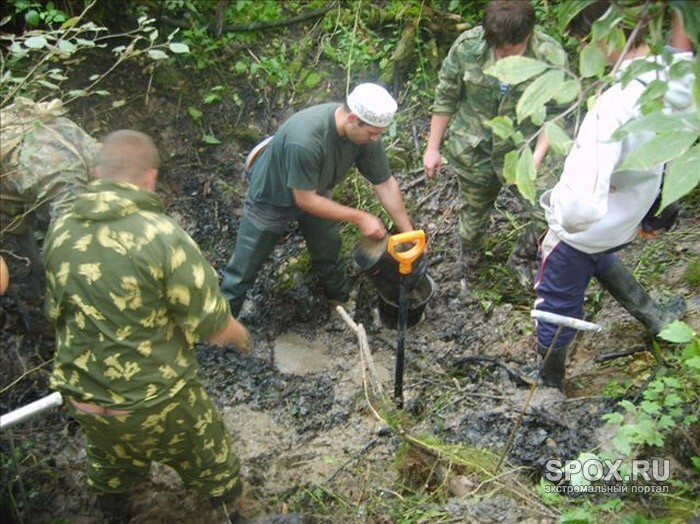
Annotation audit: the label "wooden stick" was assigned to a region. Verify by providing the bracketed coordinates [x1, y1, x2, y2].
[335, 306, 384, 396]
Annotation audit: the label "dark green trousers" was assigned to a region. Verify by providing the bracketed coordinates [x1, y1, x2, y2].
[221, 208, 349, 316]
[452, 142, 547, 251]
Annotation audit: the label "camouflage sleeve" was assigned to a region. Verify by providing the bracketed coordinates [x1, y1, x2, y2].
[164, 223, 231, 344]
[42, 215, 67, 322]
[432, 33, 471, 116]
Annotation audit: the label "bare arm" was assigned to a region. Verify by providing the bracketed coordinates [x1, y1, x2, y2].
[670, 10, 694, 52]
[373, 176, 413, 232]
[423, 114, 452, 179]
[208, 316, 251, 354]
[533, 130, 550, 169]
[293, 188, 387, 239]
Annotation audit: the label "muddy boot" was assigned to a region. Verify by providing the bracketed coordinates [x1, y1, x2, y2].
[595, 259, 686, 335]
[538, 341, 569, 391]
[97, 491, 132, 523]
[507, 224, 540, 288]
[221, 214, 282, 317]
[216, 479, 245, 523]
[460, 242, 482, 281]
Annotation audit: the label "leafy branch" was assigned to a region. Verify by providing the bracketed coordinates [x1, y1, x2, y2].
[601, 321, 699, 470]
[482, 1, 699, 211]
[0, 0, 190, 109]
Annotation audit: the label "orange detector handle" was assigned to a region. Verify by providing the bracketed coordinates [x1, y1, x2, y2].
[387, 230, 426, 275]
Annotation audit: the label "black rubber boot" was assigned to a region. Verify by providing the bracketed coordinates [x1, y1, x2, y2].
[97, 491, 132, 523]
[595, 259, 686, 335]
[221, 214, 282, 317]
[538, 341, 569, 391]
[214, 479, 245, 523]
[507, 223, 541, 288]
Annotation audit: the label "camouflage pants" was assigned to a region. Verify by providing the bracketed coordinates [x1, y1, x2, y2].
[452, 142, 547, 251]
[66, 380, 241, 501]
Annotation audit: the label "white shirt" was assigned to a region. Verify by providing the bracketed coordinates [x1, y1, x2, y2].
[541, 53, 695, 254]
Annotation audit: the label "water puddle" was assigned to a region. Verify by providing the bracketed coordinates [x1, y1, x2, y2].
[273, 332, 332, 375]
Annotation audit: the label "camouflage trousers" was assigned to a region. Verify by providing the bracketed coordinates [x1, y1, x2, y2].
[452, 142, 548, 251]
[66, 380, 241, 501]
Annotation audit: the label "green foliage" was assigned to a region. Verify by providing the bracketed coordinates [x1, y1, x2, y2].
[484, 2, 699, 210]
[485, 56, 550, 85]
[602, 378, 633, 398]
[0, 1, 190, 108]
[614, 110, 700, 212]
[685, 259, 700, 289]
[557, 498, 630, 524]
[10, 0, 68, 27]
[602, 321, 699, 458]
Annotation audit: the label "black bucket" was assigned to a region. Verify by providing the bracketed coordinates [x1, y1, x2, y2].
[377, 274, 434, 329]
[353, 236, 428, 304]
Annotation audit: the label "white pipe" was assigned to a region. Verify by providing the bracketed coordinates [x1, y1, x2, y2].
[0, 392, 63, 430]
[530, 310, 603, 332]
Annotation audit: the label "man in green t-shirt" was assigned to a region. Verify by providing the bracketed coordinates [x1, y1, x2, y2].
[222, 83, 414, 317]
[44, 130, 251, 520]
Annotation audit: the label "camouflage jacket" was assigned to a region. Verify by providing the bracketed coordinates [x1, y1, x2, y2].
[45, 180, 231, 409]
[433, 26, 567, 167]
[1, 98, 99, 234]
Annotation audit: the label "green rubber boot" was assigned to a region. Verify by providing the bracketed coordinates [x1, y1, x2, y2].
[538, 341, 569, 391]
[221, 214, 282, 317]
[596, 259, 686, 335]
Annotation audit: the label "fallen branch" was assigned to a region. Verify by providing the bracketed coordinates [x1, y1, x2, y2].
[596, 347, 648, 363]
[453, 355, 534, 388]
[335, 305, 384, 399]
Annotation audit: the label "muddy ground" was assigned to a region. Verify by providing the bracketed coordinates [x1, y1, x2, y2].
[1, 49, 699, 524]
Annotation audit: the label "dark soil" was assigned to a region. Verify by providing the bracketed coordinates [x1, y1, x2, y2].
[1, 45, 699, 524]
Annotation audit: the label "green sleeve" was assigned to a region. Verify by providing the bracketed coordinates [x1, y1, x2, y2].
[165, 225, 231, 342]
[432, 36, 467, 116]
[356, 141, 391, 185]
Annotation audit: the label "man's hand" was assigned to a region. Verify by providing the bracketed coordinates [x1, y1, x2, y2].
[293, 188, 390, 239]
[357, 212, 387, 239]
[423, 149, 442, 179]
[423, 114, 450, 179]
[209, 316, 252, 354]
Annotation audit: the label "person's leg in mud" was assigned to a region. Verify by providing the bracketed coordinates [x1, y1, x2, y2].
[504, 152, 559, 288]
[68, 382, 244, 520]
[299, 212, 350, 306]
[454, 147, 502, 282]
[154, 383, 244, 511]
[533, 231, 598, 389]
[65, 403, 147, 523]
[221, 209, 284, 317]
